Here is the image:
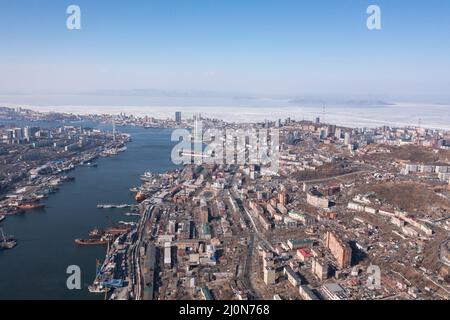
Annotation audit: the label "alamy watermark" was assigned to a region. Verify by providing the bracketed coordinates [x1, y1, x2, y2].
[171, 119, 280, 173]
[367, 5, 382, 30]
[66, 265, 81, 290]
[66, 5, 81, 30]
[66, 4, 381, 31]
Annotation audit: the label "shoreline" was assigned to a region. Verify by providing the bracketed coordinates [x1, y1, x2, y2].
[2, 103, 450, 130]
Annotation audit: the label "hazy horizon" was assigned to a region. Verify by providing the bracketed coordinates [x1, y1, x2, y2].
[1, 0, 450, 102]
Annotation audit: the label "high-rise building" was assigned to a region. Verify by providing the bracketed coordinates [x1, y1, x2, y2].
[278, 192, 287, 206]
[164, 242, 172, 268]
[112, 120, 116, 142]
[175, 111, 182, 124]
[5, 129, 14, 141]
[23, 127, 30, 140]
[324, 231, 352, 269]
[335, 128, 342, 139]
[307, 189, 330, 209]
[264, 267, 276, 285]
[168, 221, 176, 234]
[13, 128, 23, 140]
[344, 132, 351, 145]
[193, 113, 202, 143]
[311, 257, 329, 281]
[198, 206, 209, 224]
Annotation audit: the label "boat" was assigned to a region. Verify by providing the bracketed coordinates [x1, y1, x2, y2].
[97, 204, 113, 209]
[105, 225, 132, 235]
[140, 171, 154, 182]
[0, 228, 17, 250]
[124, 212, 140, 217]
[61, 176, 76, 182]
[97, 204, 131, 209]
[75, 238, 109, 246]
[118, 221, 137, 227]
[0, 215, 5, 223]
[17, 203, 45, 210]
[85, 162, 98, 168]
[89, 228, 104, 238]
[88, 285, 109, 293]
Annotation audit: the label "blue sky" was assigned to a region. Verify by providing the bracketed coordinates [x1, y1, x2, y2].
[0, 0, 449, 103]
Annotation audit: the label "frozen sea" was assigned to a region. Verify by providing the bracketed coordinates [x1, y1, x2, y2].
[1, 95, 450, 130]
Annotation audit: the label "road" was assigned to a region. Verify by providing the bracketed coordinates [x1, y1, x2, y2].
[130, 203, 154, 300]
[298, 169, 373, 184]
[232, 192, 277, 299]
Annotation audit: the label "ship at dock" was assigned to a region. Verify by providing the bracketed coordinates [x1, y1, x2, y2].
[105, 225, 132, 235]
[97, 204, 133, 209]
[75, 238, 109, 246]
[60, 176, 76, 182]
[82, 162, 98, 167]
[89, 228, 103, 238]
[16, 203, 46, 210]
[75, 225, 133, 246]
[129, 187, 139, 193]
[140, 171, 154, 182]
[88, 233, 130, 295]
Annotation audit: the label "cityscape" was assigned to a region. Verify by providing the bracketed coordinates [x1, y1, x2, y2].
[1, 106, 450, 301]
[1, 0, 450, 307]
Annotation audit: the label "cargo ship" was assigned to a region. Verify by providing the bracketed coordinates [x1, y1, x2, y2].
[75, 238, 109, 246]
[76, 224, 131, 246]
[75, 227, 109, 246]
[17, 203, 45, 210]
[106, 225, 132, 235]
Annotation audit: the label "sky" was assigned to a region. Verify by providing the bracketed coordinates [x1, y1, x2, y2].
[0, 0, 450, 105]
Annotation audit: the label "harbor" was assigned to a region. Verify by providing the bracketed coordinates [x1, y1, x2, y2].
[0, 126, 178, 299]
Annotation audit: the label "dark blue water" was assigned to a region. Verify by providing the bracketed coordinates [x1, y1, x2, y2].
[0, 126, 178, 299]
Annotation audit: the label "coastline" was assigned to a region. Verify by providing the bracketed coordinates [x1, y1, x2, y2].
[13, 103, 450, 131]
[0, 125, 178, 299]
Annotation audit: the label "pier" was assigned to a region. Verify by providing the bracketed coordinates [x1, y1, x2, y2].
[97, 204, 135, 209]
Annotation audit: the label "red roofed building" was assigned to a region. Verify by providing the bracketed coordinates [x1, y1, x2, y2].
[297, 248, 313, 262]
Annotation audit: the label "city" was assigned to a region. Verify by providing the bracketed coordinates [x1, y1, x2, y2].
[1, 0, 449, 312]
[2, 106, 449, 300]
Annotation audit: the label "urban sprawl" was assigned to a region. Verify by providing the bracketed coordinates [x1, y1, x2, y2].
[1, 106, 450, 300]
